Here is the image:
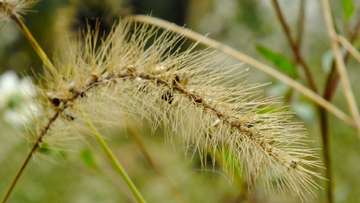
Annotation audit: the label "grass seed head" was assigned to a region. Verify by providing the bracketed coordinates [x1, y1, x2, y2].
[27, 18, 324, 200]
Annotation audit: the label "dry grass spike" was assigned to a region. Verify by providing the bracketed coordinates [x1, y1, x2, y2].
[17, 17, 326, 201]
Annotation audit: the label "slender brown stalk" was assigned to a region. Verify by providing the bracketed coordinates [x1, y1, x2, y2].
[325, 52, 352, 102]
[321, 0, 360, 136]
[319, 107, 332, 203]
[125, 121, 187, 203]
[271, 0, 317, 93]
[348, 14, 360, 42]
[319, 66, 337, 203]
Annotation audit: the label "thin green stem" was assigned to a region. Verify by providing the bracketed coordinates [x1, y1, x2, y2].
[1, 13, 58, 202]
[79, 107, 147, 203]
[10, 13, 57, 75]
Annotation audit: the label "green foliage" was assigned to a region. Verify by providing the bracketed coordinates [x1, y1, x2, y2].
[80, 148, 98, 169]
[256, 45, 298, 78]
[342, 0, 354, 20]
[2, 0, 360, 202]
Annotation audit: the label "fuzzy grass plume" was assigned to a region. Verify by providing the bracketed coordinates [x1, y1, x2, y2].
[22, 18, 325, 200]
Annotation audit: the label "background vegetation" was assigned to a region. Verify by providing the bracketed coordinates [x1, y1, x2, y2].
[1, 0, 360, 202]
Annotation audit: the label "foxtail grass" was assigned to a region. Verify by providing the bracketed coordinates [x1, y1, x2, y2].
[26, 18, 324, 200]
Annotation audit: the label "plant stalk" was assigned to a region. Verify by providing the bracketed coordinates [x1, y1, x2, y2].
[10, 13, 57, 75]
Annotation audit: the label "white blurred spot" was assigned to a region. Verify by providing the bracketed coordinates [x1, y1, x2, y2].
[212, 118, 221, 127]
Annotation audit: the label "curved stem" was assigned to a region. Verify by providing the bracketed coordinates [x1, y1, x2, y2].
[10, 13, 56, 75]
[130, 15, 354, 128]
[79, 108, 147, 203]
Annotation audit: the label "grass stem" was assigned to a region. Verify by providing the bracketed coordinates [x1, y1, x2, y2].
[10, 13, 57, 75]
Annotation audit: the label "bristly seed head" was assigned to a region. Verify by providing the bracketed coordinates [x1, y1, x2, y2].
[29, 18, 324, 201]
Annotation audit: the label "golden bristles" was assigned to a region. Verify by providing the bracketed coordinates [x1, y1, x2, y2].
[27, 18, 324, 200]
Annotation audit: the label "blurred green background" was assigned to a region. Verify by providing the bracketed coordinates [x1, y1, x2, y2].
[1, 0, 360, 202]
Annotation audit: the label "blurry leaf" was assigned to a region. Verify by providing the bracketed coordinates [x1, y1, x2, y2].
[342, 0, 354, 20]
[6, 95, 21, 109]
[291, 102, 316, 122]
[266, 82, 290, 97]
[80, 148, 98, 168]
[38, 142, 51, 155]
[322, 49, 334, 74]
[59, 151, 67, 160]
[256, 45, 298, 78]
